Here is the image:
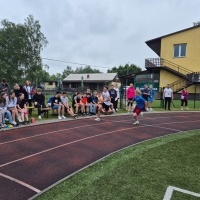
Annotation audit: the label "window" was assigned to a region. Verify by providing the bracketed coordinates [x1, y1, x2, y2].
[173, 44, 187, 57]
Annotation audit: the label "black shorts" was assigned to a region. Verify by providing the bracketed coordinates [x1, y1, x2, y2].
[102, 102, 110, 111]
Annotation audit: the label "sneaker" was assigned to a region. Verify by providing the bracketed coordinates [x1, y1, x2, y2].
[150, 108, 153, 110]
[8, 124, 13, 128]
[133, 121, 139, 125]
[12, 121, 17, 125]
[23, 121, 28, 125]
[62, 115, 66, 119]
[18, 117, 23, 122]
[58, 116, 62, 120]
[94, 118, 100, 121]
[38, 115, 42, 119]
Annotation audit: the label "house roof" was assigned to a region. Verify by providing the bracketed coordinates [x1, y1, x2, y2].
[145, 24, 200, 56]
[63, 73, 117, 83]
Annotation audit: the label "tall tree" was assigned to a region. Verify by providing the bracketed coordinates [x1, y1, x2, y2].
[0, 15, 48, 85]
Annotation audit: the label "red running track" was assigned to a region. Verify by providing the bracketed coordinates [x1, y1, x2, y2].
[0, 112, 200, 200]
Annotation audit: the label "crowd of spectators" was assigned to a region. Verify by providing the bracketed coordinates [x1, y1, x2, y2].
[0, 78, 120, 129]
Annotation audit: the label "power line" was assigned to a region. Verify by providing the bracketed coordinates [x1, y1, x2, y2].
[42, 57, 111, 69]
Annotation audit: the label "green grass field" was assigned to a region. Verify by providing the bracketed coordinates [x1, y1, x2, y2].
[34, 130, 200, 200]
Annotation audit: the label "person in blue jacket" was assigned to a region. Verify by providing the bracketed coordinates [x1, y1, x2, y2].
[132, 89, 148, 125]
[148, 85, 154, 110]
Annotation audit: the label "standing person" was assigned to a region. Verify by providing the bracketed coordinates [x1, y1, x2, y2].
[23, 80, 34, 114]
[163, 84, 173, 110]
[109, 85, 117, 112]
[114, 83, 120, 112]
[181, 87, 189, 110]
[0, 78, 10, 94]
[95, 86, 112, 121]
[148, 85, 155, 110]
[126, 83, 135, 113]
[132, 89, 148, 125]
[69, 84, 72, 92]
[13, 83, 28, 99]
[141, 84, 150, 110]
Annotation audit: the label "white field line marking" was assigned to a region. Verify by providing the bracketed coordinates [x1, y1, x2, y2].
[0, 172, 41, 193]
[163, 186, 200, 200]
[0, 127, 134, 168]
[0, 115, 191, 146]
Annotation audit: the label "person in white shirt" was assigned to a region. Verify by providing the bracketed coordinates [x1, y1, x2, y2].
[95, 86, 112, 121]
[61, 92, 77, 118]
[163, 84, 173, 110]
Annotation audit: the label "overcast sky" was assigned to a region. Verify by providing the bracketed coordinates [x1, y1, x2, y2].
[1, 0, 200, 74]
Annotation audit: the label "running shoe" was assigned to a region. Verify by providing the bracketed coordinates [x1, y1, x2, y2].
[133, 121, 139, 125]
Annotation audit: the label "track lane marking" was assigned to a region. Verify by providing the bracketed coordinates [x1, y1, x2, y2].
[1, 118, 198, 168]
[0, 127, 134, 168]
[0, 115, 194, 145]
[0, 172, 41, 193]
[1, 118, 199, 169]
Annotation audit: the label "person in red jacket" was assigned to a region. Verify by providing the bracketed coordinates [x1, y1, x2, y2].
[126, 83, 135, 113]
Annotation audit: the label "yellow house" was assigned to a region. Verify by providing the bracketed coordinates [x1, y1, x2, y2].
[145, 23, 200, 94]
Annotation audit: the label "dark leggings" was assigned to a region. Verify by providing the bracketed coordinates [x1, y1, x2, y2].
[181, 99, 188, 107]
[164, 97, 172, 110]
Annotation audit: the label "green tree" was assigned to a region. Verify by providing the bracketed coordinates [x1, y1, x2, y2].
[107, 63, 142, 76]
[74, 66, 102, 74]
[0, 15, 48, 85]
[62, 66, 74, 79]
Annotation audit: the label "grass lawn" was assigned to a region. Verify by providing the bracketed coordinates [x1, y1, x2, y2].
[34, 130, 200, 200]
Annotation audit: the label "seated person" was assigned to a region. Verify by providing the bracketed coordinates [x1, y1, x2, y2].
[7, 91, 20, 126]
[0, 92, 13, 127]
[61, 92, 77, 117]
[87, 93, 96, 115]
[91, 91, 100, 114]
[51, 91, 66, 120]
[17, 93, 29, 125]
[74, 93, 85, 115]
[80, 93, 88, 115]
[13, 83, 28, 99]
[33, 88, 48, 119]
[95, 86, 113, 121]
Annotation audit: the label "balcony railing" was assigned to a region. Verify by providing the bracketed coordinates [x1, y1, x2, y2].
[145, 58, 193, 76]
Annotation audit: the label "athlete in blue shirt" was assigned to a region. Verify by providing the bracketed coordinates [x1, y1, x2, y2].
[132, 89, 147, 125]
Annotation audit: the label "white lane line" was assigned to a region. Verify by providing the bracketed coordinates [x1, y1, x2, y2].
[0, 172, 41, 193]
[0, 121, 113, 146]
[0, 127, 134, 168]
[146, 125, 181, 132]
[1, 118, 199, 168]
[163, 186, 200, 200]
[0, 114, 195, 146]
